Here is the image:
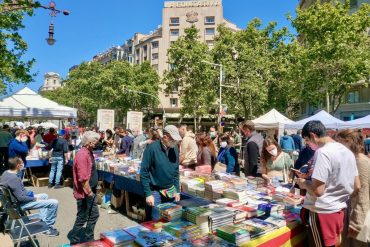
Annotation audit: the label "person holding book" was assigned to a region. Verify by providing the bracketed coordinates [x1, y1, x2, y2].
[260, 137, 293, 186]
[140, 125, 182, 220]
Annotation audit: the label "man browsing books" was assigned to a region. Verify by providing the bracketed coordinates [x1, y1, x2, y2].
[140, 125, 182, 220]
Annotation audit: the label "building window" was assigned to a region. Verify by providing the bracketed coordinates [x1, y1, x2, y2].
[205, 28, 215, 36]
[152, 53, 159, 60]
[53, 80, 56, 85]
[170, 98, 178, 108]
[170, 29, 180, 36]
[205, 16, 215, 24]
[170, 17, 180, 26]
[347, 91, 359, 104]
[206, 40, 214, 47]
[152, 41, 159, 49]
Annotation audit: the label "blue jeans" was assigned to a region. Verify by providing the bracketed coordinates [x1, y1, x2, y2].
[21, 193, 58, 227]
[49, 156, 64, 185]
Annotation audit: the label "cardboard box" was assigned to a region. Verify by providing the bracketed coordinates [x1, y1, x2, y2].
[31, 175, 49, 187]
[127, 211, 145, 221]
[110, 190, 124, 209]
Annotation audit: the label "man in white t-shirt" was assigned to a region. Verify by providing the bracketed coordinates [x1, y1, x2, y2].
[295, 120, 360, 247]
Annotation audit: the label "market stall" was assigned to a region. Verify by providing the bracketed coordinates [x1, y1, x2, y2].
[0, 87, 77, 186]
[0, 87, 77, 119]
[284, 110, 344, 130]
[252, 109, 294, 139]
[339, 114, 370, 129]
[93, 155, 307, 247]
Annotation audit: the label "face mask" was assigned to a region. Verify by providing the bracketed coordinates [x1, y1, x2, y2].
[19, 162, 24, 170]
[221, 141, 227, 148]
[268, 147, 278, 157]
[21, 137, 28, 142]
[210, 132, 216, 138]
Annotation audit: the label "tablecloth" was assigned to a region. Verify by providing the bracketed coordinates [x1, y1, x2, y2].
[25, 159, 49, 168]
[241, 223, 306, 247]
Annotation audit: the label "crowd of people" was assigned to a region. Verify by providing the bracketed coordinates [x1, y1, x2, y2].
[0, 120, 368, 246]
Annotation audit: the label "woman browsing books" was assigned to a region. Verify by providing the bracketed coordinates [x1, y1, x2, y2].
[260, 137, 293, 186]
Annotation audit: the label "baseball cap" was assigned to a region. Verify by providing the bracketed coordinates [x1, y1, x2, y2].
[164, 125, 182, 141]
[58, 129, 66, 136]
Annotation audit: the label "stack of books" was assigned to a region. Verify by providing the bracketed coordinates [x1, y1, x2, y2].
[234, 205, 258, 218]
[182, 207, 210, 228]
[235, 223, 266, 239]
[208, 207, 235, 232]
[100, 229, 135, 247]
[225, 207, 248, 224]
[243, 218, 277, 235]
[223, 188, 249, 203]
[216, 225, 251, 246]
[163, 220, 201, 240]
[156, 203, 183, 221]
[215, 198, 237, 206]
[204, 180, 226, 201]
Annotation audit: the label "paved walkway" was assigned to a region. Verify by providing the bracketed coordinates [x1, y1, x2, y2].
[2, 186, 138, 247]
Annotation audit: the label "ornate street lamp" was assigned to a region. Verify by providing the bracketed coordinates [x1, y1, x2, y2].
[1, 1, 70, 45]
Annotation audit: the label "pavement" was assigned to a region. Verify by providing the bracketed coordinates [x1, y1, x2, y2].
[1, 185, 138, 247]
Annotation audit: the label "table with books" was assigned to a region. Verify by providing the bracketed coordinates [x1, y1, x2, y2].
[89, 156, 308, 246]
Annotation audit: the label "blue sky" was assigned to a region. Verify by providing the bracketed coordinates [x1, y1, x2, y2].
[13, 0, 298, 95]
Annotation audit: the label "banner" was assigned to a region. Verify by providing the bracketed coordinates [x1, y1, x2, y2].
[126, 111, 143, 132]
[97, 109, 115, 131]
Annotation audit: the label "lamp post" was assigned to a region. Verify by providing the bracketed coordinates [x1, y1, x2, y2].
[123, 87, 166, 127]
[201, 60, 224, 131]
[1, 1, 70, 46]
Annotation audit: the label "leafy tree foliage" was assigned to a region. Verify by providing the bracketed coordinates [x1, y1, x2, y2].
[42, 61, 160, 123]
[290, 0, 370, 113]
[164, 26, 218, 120]
[0, 0, 35, 93]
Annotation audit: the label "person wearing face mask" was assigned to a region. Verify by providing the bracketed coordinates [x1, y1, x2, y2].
[217, 134, 240, 175]
[260, 137, 293, 186]
[140, 125, 182, 220]
[0, 157, 60, 236]
[296, 120, 360, 247]
[8, 129, 29, 169]
[209, 126, 219, 152]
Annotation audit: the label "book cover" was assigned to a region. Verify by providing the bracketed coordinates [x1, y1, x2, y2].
[100, 229, 135, 246]
[72, 241, 110, 247]
[134, 230, 178, 247]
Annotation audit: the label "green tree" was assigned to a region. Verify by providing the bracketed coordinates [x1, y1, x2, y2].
[290, 0, 370, 113]
[0, 0, 35, 93]
[42, 61, 159, 123]
[213, 19, 292, 119]
[163, 26, 217, 123]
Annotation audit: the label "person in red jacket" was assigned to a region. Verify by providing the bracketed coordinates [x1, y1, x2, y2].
[43, 128, 57, 145]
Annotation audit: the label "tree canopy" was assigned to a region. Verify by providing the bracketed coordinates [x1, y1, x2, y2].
[42, 61, 160, 124]
[290, 0, 370, 113]
[0, 0, 35, 93]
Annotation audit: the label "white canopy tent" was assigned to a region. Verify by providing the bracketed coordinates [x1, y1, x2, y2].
[252, 109, 294, 138]
[339, 115, 370, 129]
[285, 110, 344, 130]
[0, 87, 77, 119]
[252, 108, 294, 129]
